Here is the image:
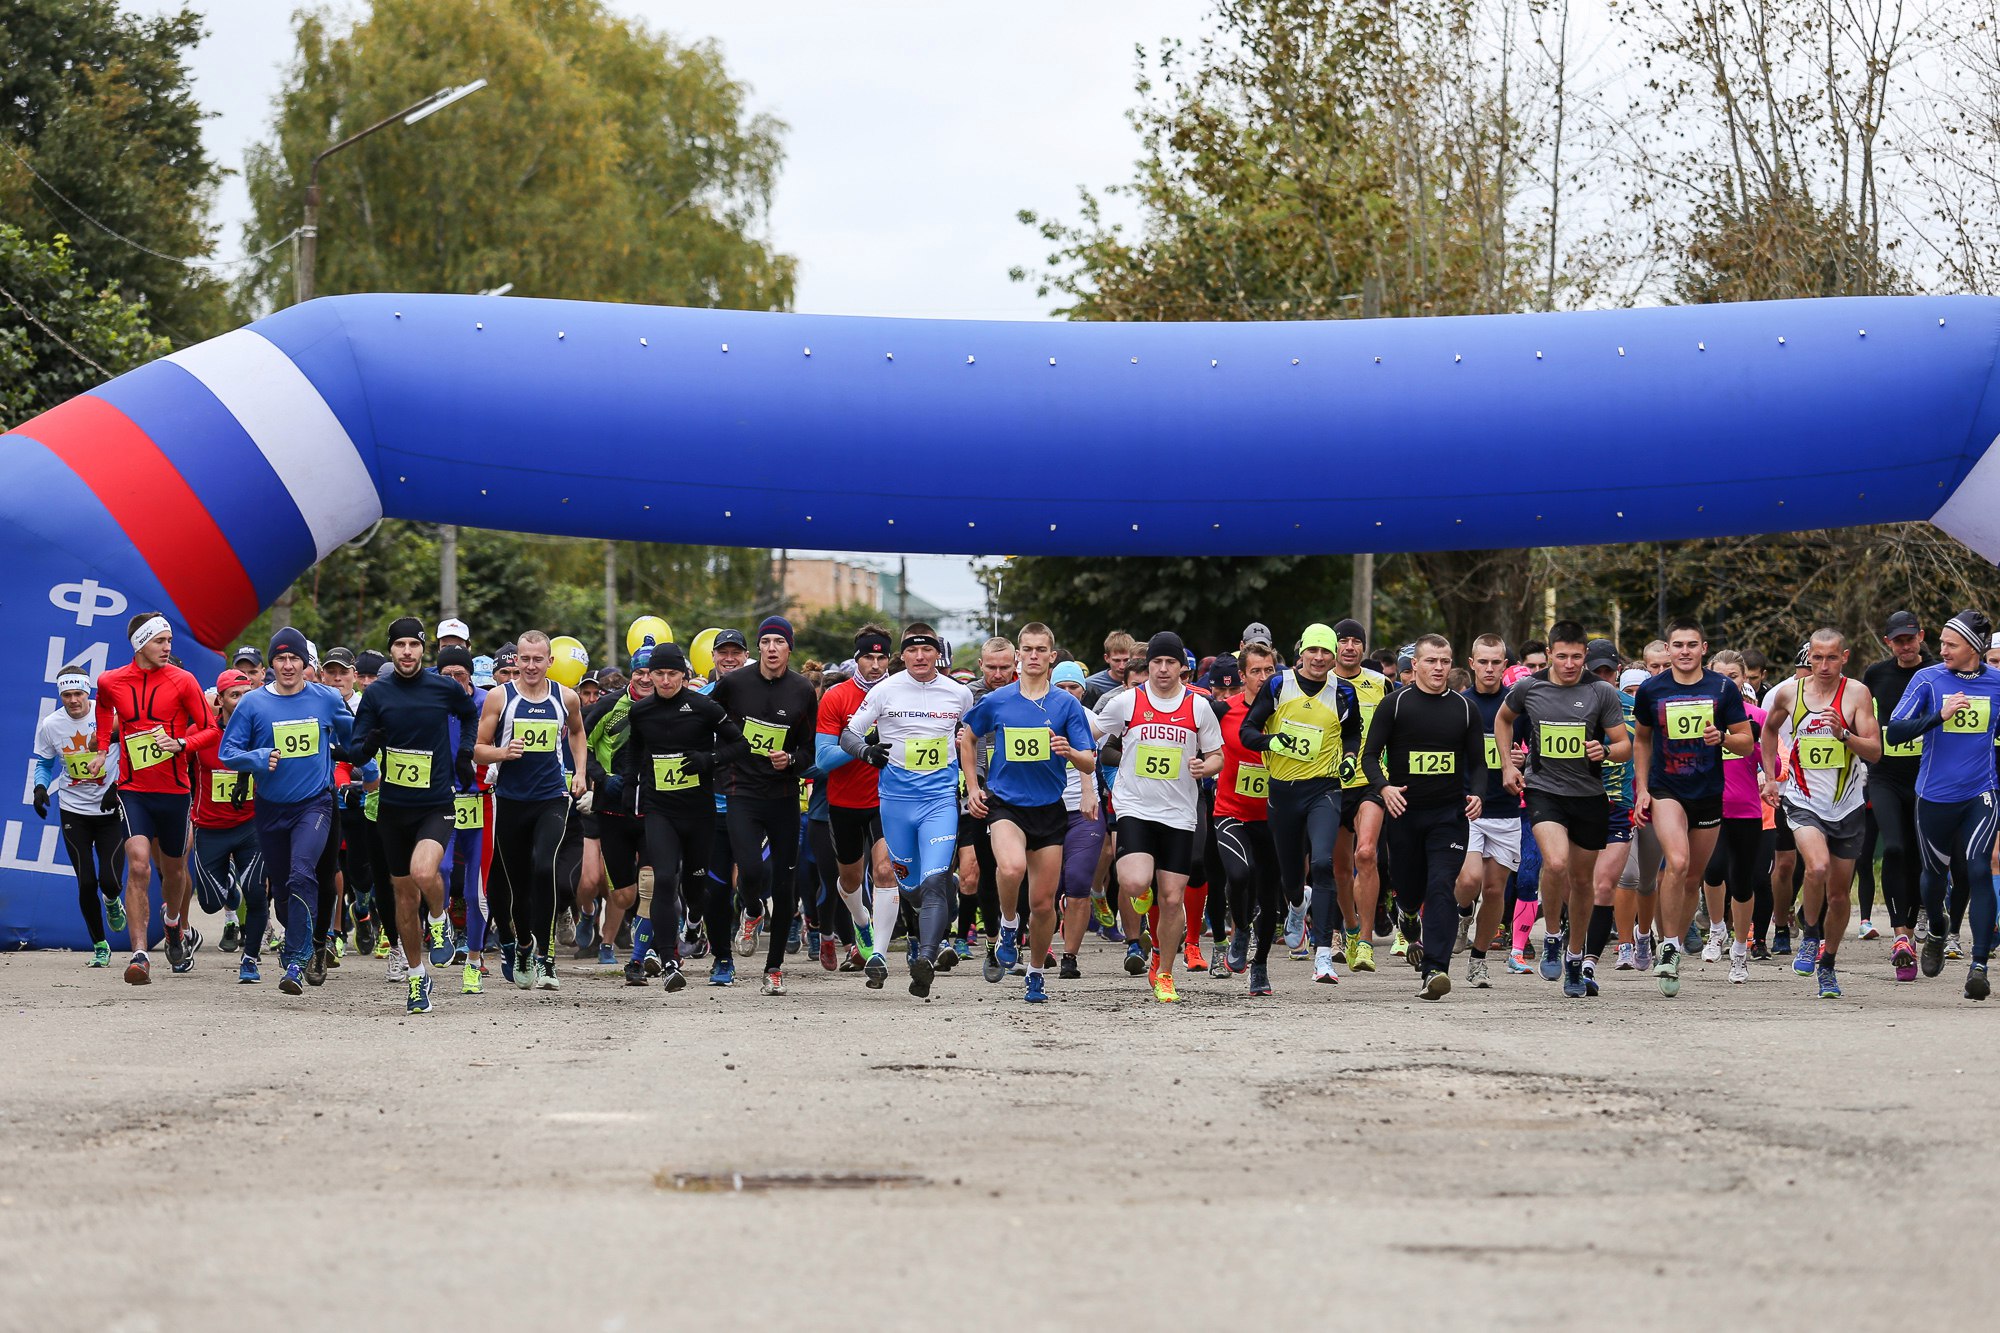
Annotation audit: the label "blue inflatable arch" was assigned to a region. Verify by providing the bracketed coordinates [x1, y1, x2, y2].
[6, 291, 2000, 945]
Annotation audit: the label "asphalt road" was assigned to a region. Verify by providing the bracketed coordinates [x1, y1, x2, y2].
[2, 924, 1992, 1332]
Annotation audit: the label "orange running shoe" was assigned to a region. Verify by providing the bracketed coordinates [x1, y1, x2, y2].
[1151, 968, 1180, 1002]
[1183, 939, 1207, 972]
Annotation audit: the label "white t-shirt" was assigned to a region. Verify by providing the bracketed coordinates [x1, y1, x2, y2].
[35, 705, 114, 815]
[1095, 684, 1222, 830]
[844, 669, 974, 803]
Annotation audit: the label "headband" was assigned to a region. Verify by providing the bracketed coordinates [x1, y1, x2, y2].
[902, 633, 944, 653]
[130, 616, 170, 652]
[56, 672, 90, 694]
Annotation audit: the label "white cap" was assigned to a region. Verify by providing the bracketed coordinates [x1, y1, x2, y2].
[1618, 667, 1648, 692]
[436, 618, 470, 642]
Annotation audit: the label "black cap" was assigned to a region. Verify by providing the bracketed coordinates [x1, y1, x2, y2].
[1883, 610, 1920, 638]
[323, 646, 356, 668]
[435, 645, 475, 674]
[1146, 631, 1186, 663]
[1332, 618, 1366, 643]
[1205, 654, 1242, 690]
[1585, 638, 1619, 668]
[232, 645, 263, 666]
[354, 649, 387, 677]
[713, 629, 748, 650]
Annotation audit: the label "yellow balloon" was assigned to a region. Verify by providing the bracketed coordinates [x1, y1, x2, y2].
[627, 616, 673, 657]
[547, 635, 590, 688]
[688, 627, 720, 679]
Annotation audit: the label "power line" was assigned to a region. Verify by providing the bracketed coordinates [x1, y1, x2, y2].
[1, 140, 298, 269]
[0, 281, 112, 377]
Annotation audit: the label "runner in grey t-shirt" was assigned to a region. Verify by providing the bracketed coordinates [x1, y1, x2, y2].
[1492, 621, 1631, 998]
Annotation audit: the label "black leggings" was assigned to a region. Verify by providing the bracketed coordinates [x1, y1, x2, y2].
[1269, 777, 1342, 945]
[1918, 793, 1998, 963]
[492, 796, 571, 956]
[1214, 815, 1281, 964]
[1704, 816, 1764, 904]
[806, 819, 853, 944]
[640, 797, 711, 964]
[726, 794, 801, 972]
[60, 809, 124, 946]
[1869, 780, 1924, 930]
[1386, 804, 1469, 972]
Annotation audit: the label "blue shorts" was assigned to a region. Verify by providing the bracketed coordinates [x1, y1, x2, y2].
[881, 790, 960, 890]
[1607, 807, 1634, 845]
[119, 790, 190, 859]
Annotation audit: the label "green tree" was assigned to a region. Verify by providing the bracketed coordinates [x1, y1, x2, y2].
[0, 224, 168, 425]
[241, 0, 793, 310]
[0, 0, 229, 345]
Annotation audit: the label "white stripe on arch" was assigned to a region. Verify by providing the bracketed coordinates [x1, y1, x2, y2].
[165, 329, 382, 561]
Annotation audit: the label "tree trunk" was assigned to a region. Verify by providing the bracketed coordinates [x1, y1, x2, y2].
[1411, 548, 1534, 656]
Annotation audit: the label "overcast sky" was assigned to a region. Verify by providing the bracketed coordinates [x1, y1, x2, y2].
[119, 0, 1216, 617]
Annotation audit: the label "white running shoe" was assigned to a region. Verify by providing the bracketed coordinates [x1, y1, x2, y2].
[1948, 933, 1965, 960]
[1615, 942, 1636, 971]
[1453, 912, 1473, 954]
[1312, 946, 1339, 984]
[1703, 924, 1726, 963]
[1729, 951, 1749, 984]
[386, 950, 408, 983]
[1466, 956, 1490, 988]
[1857, 919, 1880, 940]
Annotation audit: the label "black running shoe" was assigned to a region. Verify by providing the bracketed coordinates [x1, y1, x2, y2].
[908, 955, 935, 999]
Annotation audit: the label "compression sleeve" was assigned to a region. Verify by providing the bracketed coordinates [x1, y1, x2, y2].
[1237, 677, 1279, 752]
[816, 733, 853, 774]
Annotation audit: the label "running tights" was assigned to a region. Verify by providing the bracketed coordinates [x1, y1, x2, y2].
[1918, 793, 1999, 964]
[1385, 804, 1469, 973]
[1269, 777, 1342, 945]
[727, 794, 802, 973]
[1870, 781, 1924, 930]
[641, 798, 712, 964]
[60, 809, 124, 947]
[1214, 815, 1281, 964]
[493, 796, 571, 957]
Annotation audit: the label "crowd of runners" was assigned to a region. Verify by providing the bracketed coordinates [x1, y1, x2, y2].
[28, 601, 2000, 1012]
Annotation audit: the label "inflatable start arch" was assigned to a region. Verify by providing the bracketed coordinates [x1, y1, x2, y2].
[6, 292, 2000, 946]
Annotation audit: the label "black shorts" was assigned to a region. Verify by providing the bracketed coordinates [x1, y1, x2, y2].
[1774, 801, 1795, 852]
[596, 810, 643, 890]
[829, 803, 882, 864]
[956, 810, 990, 856]
[1524, 789, 1610, 852]
[985, 798, 1068, 852]
[1654, 790, 1723, 830]
[376, 802, 453, 877]
[579, 809, 601, 841]
[1113, 815, 1195, 878]
[1339, 786, 1382, 833]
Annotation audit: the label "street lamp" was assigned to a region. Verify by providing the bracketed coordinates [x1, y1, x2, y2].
[295, 78, 488, 304]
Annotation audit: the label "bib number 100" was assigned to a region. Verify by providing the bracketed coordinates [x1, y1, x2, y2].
[1539, 723, 1587, 760]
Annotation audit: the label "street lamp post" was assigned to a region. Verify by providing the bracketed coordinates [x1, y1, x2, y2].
[295, 79, 488, 305]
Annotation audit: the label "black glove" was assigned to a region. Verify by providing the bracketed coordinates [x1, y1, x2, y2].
[334, 728, 384, 765]
[32, 784, 48, 820]
[455, 754, 478, 791]
[600, 774, 626, 807]
[338, 782, 366, 810]
[682, 750, 714, 776]
[230, 773, 250, 810]
[100, 786, 119, 813]
[862, 743, 891, 769]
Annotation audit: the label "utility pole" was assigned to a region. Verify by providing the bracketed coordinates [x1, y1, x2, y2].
[438, 524, 458, 618]
[1350, 274, 1383, 642]
[898, 555, 908, 627]
[295, 79, 486, 305]
[602, 540, 617, 664]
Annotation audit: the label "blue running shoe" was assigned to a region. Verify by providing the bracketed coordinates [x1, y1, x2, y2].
[1283, 905, 1305, 950]
[1505, 951, 1533, 974]
[407, 973, 433, 1014]
[1098, 921, 1125, 944]
[953, 935, 973, 961]
[499, 942, 517, 984]
[1772, 926, 1793, 956]
[426, 917, 453, 967]
[238, 955, 260, 984]
[996, 924, 1019, 969]
[279, 962, 304, 995]
[1816, 963, 1842, 999]
[1540, 935, 1564, 982]
[1124, 941, 1148, 975]
[1582, 960, 1600, 997]
[1227, 932, 1250, 974]
[805, 927, 821, 959]
[854, 923, 876, 960]
[1794, 934, 1821, 975]
[597, 942, 616, 966]
[1562, 957, 1586, 998]
[710, 957, 736, 987]
[1024, 972, 1048, 1003]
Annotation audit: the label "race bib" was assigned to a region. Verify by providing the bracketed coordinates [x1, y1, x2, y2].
[1277, 718, 1323, 762]
[1002, 727, 1050, 764]
[1134, 742, 1183, 781]
[653, 754, 698, 791]
[1539, 722, 1587, 760]
[1945, 697, 1992, 734]
[383, 747, 433, 788]
[1234, 763, 1268, 800]
[272, 718, 320, 759]
[1484, 735, 1500, 769]
[210, 770, 251, 803]
[742, 718, 786, 756]
[514, 719, 558, 753]
[904, 735, 950, 773]
[1882, 733, 1923, 758]
[1796, 736, 1847, 770]
[1409, 749, 1456, 776]
[62, 751, 95, 781]
[124, 729, 170, 771]
[1662, 700, 1714, 741]
[453, 793, 485, 829]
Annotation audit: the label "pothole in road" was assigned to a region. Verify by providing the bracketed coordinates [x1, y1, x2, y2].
[655, 1169, 929, 1193]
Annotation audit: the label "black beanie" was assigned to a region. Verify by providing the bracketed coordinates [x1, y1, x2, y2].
[1146, 631, 1186, 663]
[387, 615, 426, 645]
[436, 645, 475, 674]
[267, 626, 310, 664]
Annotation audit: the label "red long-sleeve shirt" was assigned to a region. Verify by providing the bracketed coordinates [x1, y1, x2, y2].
[94, 661, 218, 795]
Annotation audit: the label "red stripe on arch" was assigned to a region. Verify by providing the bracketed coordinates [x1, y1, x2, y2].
[14, 394, 260, 648]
